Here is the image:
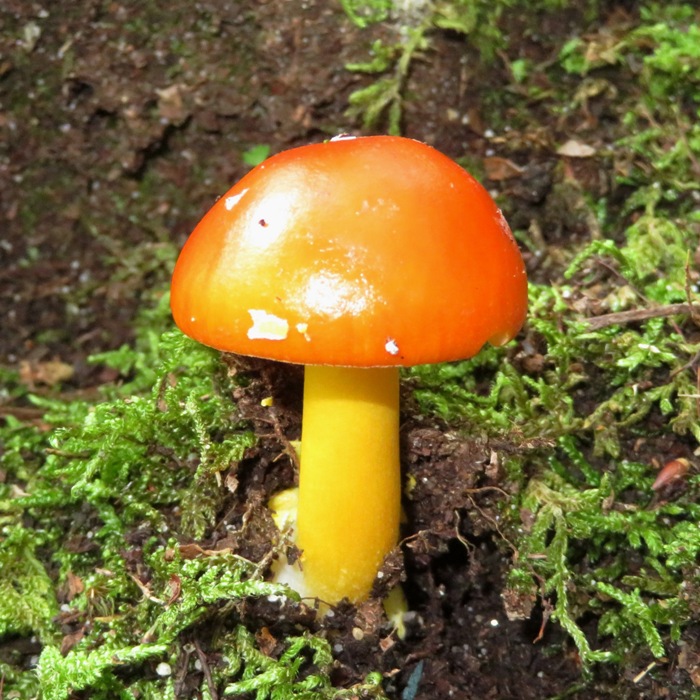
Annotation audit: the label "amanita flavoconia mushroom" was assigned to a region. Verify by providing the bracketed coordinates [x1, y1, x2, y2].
[171, 135, 528, 604]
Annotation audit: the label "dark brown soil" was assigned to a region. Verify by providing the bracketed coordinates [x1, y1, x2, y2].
[0, 1, 680, 698]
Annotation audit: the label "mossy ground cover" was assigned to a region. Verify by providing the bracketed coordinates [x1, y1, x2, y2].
[2, 1, 700, 698]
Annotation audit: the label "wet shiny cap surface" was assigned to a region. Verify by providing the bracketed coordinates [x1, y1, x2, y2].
[170, 135, 528, 366]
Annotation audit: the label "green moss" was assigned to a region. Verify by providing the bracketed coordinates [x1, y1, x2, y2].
[0, 526, 60, 643]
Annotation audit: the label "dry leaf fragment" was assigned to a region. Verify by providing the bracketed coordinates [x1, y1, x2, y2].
[256, 627, 278, 656]
[165, 574, 182, 605]
[66, 571, 85, 600]
[178, 543, 207, 559]
[225, 471, 239, 494]
[483, 156, 524, 181]
[60, 628, 85, 656]
[652, 458, 690, 491]
[178, 542, 233, 559]
[156, 84, 188, 124]
[19, 359, 74, 388]
[679, 643, 700, 686]
[557, 139, 596, 158]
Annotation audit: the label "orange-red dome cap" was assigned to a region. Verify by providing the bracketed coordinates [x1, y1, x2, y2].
[171, 135, 527, 367]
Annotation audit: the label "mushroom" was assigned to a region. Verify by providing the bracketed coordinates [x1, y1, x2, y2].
[170, 135, 528, 604]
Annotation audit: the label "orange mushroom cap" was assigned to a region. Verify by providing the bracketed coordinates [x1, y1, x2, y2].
[171, 135, 527, 366]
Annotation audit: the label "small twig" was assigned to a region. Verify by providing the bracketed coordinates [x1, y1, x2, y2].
[194, 640, 218, 700]
[583, 303, 700, 331]
[669, 346, 700, 380]
[633, 660, 662, 684]
[44, 447, 91, 459]
[453, 510, 475, 555]
[464, 492, 519, 556]
[595, 257, 650, 304]
[0, 405, 45, 421]
[128, 573, 164, 604]
[533, 597, 554, 644]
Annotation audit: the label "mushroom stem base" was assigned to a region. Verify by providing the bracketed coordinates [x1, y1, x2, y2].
[270, 486, 408, 634]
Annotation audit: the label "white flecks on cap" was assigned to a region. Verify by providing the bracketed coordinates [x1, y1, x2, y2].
[330, 133, 357, 141]
[296, 322, 311, 341]
[225, 188, 249, 210]
[247, 309, 289, 341]
[385, 338, 399, 355]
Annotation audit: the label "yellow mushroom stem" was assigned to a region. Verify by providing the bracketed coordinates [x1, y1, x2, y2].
[296, 364, 401, 603]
